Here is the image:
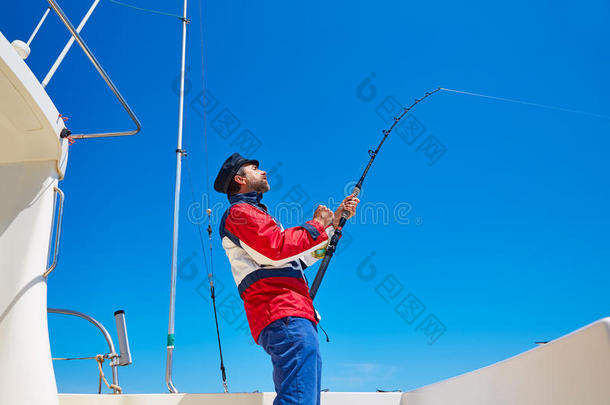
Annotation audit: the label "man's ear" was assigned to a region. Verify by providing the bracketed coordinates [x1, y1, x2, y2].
[234, 174, 247, 186]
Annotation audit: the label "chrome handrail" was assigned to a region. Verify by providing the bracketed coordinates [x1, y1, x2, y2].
[48, 308, 121, 394]
[43, 186, 64, 278]
[46, 0, 141, 139]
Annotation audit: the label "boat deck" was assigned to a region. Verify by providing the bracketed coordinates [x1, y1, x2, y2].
[59, 392, 401, 405]
[59, 318, 610, 405]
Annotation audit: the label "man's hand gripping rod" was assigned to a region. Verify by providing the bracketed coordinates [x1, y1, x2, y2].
[309, 87, 440, 300]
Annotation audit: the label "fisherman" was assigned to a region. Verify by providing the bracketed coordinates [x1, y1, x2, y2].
[214, 152, 359, 405]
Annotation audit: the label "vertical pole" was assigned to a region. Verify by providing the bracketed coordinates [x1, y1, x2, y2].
[166, 0, 188, 394]
[27, 7, 51, 47]
[42, 0, 101, 88]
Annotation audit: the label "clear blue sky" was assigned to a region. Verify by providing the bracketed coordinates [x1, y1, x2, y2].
[3, 0, 609, 394]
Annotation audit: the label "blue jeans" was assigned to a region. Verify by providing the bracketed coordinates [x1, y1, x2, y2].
[258, 316, 321, 405]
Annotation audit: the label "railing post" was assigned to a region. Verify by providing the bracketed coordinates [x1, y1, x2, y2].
[48, 308, 122, 393]
[43, 186, 64, 278]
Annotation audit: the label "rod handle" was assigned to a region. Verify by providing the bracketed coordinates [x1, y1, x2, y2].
[341, 186, 360, 220]
[309, 254, 333, 299]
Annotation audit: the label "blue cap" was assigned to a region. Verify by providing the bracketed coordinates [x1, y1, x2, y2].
[214, 152, 259, 194]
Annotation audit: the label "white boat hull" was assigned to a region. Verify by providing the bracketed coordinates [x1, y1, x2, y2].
[0, 29, 68, 405]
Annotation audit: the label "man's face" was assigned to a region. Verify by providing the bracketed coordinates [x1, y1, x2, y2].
[239, 163, 270, 193]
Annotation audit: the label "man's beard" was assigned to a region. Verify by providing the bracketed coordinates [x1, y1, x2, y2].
[248, 178, 270, 193]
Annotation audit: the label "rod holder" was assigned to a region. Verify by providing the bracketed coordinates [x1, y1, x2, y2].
[114, 310, 132, 366]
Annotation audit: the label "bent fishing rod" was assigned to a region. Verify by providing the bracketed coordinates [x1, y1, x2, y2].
[309, 87, 441, 300]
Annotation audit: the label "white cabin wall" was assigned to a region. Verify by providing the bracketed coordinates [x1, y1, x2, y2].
[0, 160, 59, 405]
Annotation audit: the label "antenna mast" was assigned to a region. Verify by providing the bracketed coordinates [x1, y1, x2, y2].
[166, 0, 189, 393]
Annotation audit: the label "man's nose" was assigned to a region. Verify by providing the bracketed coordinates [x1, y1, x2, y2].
[261, 170, 267, 176]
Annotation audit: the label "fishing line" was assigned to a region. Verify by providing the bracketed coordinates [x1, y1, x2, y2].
[183, 157, 210, 275]
[187, 0, 229, 393]
[440, 88, 610, 120]
[183, 157, 228, 393]
[108, 0, 185, 21]
[198, 0, 212, 198]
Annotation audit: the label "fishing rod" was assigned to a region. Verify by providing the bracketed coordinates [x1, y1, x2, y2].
[310, 83, 608, 298]
[309, 87, 441, 300]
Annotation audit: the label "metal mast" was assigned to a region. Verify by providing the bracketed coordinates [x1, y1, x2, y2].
[166, 0, 189, 393]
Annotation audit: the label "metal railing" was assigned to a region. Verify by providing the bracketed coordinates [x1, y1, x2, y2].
[48, 308, 127, 394]
[44, 186, 64, 278]
[39, 0, 144, 275]
[45, 0, 141, 139]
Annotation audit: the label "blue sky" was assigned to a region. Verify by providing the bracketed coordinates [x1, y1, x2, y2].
[2, 0, 609, 394]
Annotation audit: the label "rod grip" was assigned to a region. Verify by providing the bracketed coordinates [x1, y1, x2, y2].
[309, 254, 333, 299]
[341, 186, 360, 219]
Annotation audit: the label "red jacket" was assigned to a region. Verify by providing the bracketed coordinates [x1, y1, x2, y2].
[219, 192, 332, 342]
